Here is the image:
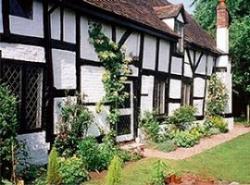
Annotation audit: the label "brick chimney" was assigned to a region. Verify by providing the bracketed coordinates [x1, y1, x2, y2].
[216, 0, 234, 130]
[216, 0, 229, 53]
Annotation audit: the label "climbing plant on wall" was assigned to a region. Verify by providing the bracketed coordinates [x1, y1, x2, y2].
[206, 74, 229, 116]
[88, 22, 131, 131]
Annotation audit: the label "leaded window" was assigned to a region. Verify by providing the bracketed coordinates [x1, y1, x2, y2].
[0, 62, 44, 133]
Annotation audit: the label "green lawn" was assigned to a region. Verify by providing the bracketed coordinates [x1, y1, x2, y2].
[86, 133, 250, 185]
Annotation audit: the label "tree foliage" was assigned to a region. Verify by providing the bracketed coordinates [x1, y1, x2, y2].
[193, 0, 250, 95]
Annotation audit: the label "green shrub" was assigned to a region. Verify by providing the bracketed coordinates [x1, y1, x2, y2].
[59, 156, 89, 184]
[54, 97, 93, 157]
[209, 116, 228, 133]
[77, 137, 101, 171]
[206, 74, 229, 116]
[0, 84, 18, 179]
[47, 148, 61, 185]
[106, 156, 123, 185]
[166, 106, 197, 130]
[173, 130, 200, 148]
[150, 160, 167, 185]
[140, 112, 161, 142]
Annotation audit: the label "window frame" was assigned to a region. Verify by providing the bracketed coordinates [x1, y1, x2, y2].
[153, 77, 167, 115]
[182, 79, 192, 106]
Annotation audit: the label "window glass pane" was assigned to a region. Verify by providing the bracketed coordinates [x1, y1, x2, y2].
[154, 78, 166, 114]
[9, 0, 33, 19]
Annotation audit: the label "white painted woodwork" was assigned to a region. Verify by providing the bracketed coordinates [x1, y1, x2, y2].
[52, 49, 76, 89]
[80, 65, 105, 103]
[9, 0, 44, 38]
[50, 6, 61, 40]
[116, 81, 134, 142]
[193, 77, 205, 97]
[168, 103, 181, 115]
[0, 42, 45, 62]
[140, 75, 154, 113]
[63, 8, 76, 43]
[171, 56, 183, 75]
[169, 79, 181, 99]
[143, 35, 157, 70]
[158, 39, 170, 72]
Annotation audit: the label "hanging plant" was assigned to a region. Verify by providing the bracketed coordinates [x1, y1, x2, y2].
[88, 22, 132, 129]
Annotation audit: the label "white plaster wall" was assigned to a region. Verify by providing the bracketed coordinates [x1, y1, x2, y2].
[0, 0, 3, 33]
[168, 103, 181, 115]
[207, 55, 214, 75]
[169, 79, 181, 99]
[158, 39, 170, 73]
[184, 63, 193, 77]
[9, 0, 44, 38]
[195, 55, 206, 75]
[177, 13, 184, 23]
[217, 28, 229, 53]
[17, 132, 50, 165]
[193, 77, 205, 97]
[171, 56, 183, 75]
[140, 75, 154, 113]
[189, 50, 195, 64]
[116, 27, 140, 57]
[216, 55, 229, 67]
[53, 97, 77, 134]
[193, 99, 203, 116]
[80, 65, 105, 103]
[50, 7, 61, 40]
[80, 17, 112, 61]
[63, 8, 76, 43]
[0, 42, 45, 62]
[163, 18, 175, 30]
[129, 65, 139, 77]
[87, 106, 110, 137]
[143, 35, 156, 70]
[52, 49, 76, 89]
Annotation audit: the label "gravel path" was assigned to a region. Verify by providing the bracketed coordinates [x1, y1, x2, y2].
[142, 125, 250, 160]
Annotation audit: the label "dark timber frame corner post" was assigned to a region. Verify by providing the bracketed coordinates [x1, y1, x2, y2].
[44, 0, 56, 143]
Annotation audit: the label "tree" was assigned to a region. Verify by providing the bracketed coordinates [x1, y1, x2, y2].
[192, 0, 250, 121]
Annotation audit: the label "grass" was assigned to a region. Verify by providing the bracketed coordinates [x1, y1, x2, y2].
[86, 133, 250, 185]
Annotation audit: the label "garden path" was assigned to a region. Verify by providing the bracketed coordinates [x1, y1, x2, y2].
[141, 125, 250, 160]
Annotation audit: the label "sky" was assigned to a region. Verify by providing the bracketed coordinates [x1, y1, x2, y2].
[168, 0, 195, 14]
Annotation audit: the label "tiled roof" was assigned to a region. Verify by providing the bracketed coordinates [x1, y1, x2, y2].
[82, 0, 178, 37]
[81, 0, 220, 54]
[153, 4, 183, 19]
